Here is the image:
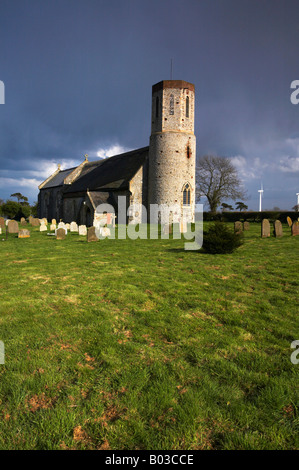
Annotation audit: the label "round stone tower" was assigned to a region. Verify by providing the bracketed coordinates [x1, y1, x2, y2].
[148, 80, 196, 222]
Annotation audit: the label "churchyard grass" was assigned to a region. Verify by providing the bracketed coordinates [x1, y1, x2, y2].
[0, 223, 298, 450]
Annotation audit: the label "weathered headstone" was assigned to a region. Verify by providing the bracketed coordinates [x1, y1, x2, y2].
[7, 220, 19, 234]
[243, 221, 250, 231]
[18, 229, 30, 238]
[87, 226, 98, 242]
[291, 221, 299, 236]
[20, 219, 27, 226]
[287, 216, 293, 227]
[70, 221, 78, 232]
[234, 221, 243, 234]
[101, 227, 111, 238]
[0, 217, 5, 228]
[51, 219, 57, 225]
[5, 219, 11, 226]
[28, 215, 34, 224]
[273, 220, 283, 237]
[78, 225, 87, 236]
[65, 223, 70, 230]
[31, 218, 40, 227]
[50, 223, 56, 231]
[56, 228, 66, 240]
[261, 219, 270, 238]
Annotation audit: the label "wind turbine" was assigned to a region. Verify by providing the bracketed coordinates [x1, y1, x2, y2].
[258, 183, 264, 212]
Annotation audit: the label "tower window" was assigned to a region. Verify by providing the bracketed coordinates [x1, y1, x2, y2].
[187, 145, 191, 159]
[156, 96, 159, 118]
[182, 183, 191, 206]
[169, 94, 174, 115]
[186, 96, 190, 118]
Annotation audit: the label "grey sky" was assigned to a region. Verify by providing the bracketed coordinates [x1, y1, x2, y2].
[0, 0, 298, 210]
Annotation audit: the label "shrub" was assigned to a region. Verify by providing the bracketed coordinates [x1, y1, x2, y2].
[202, 222, 244, 254]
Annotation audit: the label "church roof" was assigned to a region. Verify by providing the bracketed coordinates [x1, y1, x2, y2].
[41, 167, 76, 189]
[64, 146, 148, 194]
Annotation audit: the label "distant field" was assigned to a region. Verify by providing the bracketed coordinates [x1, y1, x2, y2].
[0, 222, 298, 450]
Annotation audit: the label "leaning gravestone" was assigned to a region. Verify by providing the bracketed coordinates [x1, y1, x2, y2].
[40, 222, 47, 232]
[31, 218, 40, 227]
[87, 226, 98, 242]
[261, 219, 270, 238]
[291, 221, 299, 236]
[70, 222, 78, 232]
[234, 221, 243, 234]
[243, 221, 250, 231]
[56, 228, 66, 240]
[287, 216, 293, 227]
[0, 217, 5, 228]
[273, 220, 283, 237]
[7, 220, 19, 234]
[79, 225, 87, 236]
[18, 229, 30, 238]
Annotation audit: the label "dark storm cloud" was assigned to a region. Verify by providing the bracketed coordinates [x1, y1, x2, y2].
[0, 0, 299, 208]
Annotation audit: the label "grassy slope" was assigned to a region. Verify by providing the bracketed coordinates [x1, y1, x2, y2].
[0, 223, 298, 450]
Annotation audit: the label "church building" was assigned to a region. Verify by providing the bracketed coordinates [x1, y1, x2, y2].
[38, 80, 196, 225]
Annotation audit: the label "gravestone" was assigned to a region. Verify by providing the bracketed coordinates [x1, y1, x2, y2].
[70, 222, 78, 232]
[79, 225, 87, 236]
[243, 221, 250, 231]
[40, 222, 47, 232]
[50, 224, 56, 231]
[56, 228, 66, 240]
[273, 220, 283, 237]
[51, 219, 57, 225]
[287, 216, 293, 227]
[31, 218, 40, 227]
[65, 223, 70, 230]
[87, 226, 98, 242]
[291, 221, 299, 236]
[101, 227, 111, 238]
[0, 217, 5, 228]
[20, 219, 27, 226]
[5, 219, 10, 226]
[7, 220, 19, 234]
[20, 217, 25, 224]
[18, 229, 30, 238]
[261, 219, 270, 238]
[28, 215, 34, 224]
[234, 221, 243, 234]
[58, 222, 66, 229]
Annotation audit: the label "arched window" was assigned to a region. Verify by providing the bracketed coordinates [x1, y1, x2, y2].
[182, 183, 191, 206]
[186, 95, 189, 118]
[156, 96, 159, 118]
[169, 94, 174, 115]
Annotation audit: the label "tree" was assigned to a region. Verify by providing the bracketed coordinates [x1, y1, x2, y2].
[196, 155, 246, 214]
[235, 201, 248, 211]
[221, 203, 234, 211]
[10, 192, 29, 205]
[292, 204, 299, 212]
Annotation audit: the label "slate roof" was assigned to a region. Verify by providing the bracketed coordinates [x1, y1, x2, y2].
[64, 147, 148, 194]
[41, 167, 77, 189]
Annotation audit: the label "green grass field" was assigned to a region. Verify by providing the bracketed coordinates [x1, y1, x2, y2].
[0, 222, 298, 450]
